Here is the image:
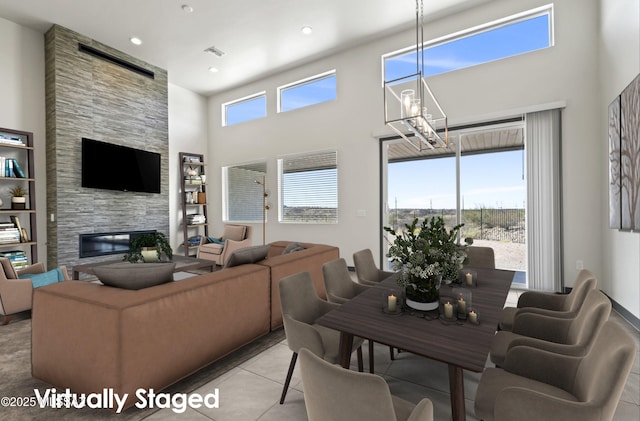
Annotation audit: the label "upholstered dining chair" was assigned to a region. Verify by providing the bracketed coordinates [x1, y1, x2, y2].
[299, 348, 434, 421]
[489, 289, 611, 367]
[499, 269, 597, 331]
[353, 248, 394, 286]
[278, 271, 365, 404]
[0, 257, 70, 325]
[475, 320, 637, 421]
[197, 224, 252, 266]
[323, 257, 392, 372]
[464, 246, 496, 269]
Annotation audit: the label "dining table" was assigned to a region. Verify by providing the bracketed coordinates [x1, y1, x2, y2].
[316, 267, 514, 421]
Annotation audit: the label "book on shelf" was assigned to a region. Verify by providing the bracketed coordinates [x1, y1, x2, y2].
[9, 216, 27, 242]
[0, 250, 29, 269]
[0, 157, 27, 178]
[0, 134, 25, 146]
[12, 159, 25, 178]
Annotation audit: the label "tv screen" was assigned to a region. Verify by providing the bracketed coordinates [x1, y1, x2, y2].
[81, 138, 161, 193]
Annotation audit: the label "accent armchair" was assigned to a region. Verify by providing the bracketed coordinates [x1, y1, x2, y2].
[299, 348, 434, 421]
[279, 271, 364, 404]
[0, 257, 70, 325]
[475, 320, 637, 421]
[353, 248, 394, 286]
[197, 224, 252, 266]
[499, 269, 597, 331]
[489, 289, 611, 367]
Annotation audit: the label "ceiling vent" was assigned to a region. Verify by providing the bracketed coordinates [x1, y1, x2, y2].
[204, 46, 226, 57]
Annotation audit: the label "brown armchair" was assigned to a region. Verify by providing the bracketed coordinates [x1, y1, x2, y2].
[197, 224, 252, 266]
[0, 257, 70, 325]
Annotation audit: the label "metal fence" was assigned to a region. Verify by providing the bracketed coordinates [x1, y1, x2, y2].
[387, 208, 526, 244]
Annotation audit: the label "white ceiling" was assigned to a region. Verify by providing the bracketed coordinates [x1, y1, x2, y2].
[0, 0, 491, 96]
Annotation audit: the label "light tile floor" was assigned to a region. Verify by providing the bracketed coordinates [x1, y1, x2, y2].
[145, 289, 640, 421]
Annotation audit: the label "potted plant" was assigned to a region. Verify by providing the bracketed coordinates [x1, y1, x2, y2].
[9, 186, 27, 209]
[384, 216, 472, 311]
[123, 232, 173, 263]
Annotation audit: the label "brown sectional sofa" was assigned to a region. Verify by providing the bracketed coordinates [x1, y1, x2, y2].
[31, 241, 339, 411]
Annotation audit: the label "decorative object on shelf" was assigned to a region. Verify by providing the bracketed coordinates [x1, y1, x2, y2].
[9, 186, 27, 210]
[255, 176, 271, 245]
[385, 216, 470, 311]
[383, 0, 448, 151]
[123, 232, 173, 263]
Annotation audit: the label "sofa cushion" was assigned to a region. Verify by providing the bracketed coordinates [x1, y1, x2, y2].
[20, 268, 65, 288]
[225, 245, 271, 268]
[93, 262, 176, 290]
[282, 242, 305, 254]
[223, 225, 246, 241]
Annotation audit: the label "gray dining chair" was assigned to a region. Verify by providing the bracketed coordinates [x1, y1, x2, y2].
[499, 269, 597, 331]
[353, 249, 394, 286]
[464, 245, 496, 269]
[323, 257, 398, 372]
[490, 289, 611, 367]
[475, 320, 637, 421]
[299, 347, 434, 421]
[278, 271, 364, 404]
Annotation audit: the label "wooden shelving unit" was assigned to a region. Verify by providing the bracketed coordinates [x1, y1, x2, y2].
[179, 152, 209, 257]
[0, 127, 38, 266]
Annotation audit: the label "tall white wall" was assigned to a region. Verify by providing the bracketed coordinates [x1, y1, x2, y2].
[208, 0, 605, 288]
[599, 0, 640, 319]
[168, 84, 208, 254]
[0, 17, 47, 264]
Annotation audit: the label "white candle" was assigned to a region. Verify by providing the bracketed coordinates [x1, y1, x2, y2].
[444, 301, 453, 319]
[457, 297, 467, 314]
[465, 272, 473, 285]
[388, 294, 397, 312]
[469, 310, 478, 324]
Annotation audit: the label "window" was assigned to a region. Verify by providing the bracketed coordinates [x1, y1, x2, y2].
[384, 5, 553, 82]
[278, 70, 337, 112]
[278, 150, 338, 223]
[222, 161, 267, 222]
[222, 92, 266, 126]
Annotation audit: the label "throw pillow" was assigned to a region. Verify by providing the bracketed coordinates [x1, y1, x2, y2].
[225, 245, 271, 268]
[282, 242, 305, 255]
[93, 262, 176, 290]
[20, 268, 64, 288]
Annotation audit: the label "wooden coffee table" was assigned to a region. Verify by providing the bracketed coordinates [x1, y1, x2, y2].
[316, 268, 513, 421]
[72, 255, 216, 280]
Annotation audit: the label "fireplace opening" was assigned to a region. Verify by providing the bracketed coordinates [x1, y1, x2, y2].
[79, 230, 156, 258]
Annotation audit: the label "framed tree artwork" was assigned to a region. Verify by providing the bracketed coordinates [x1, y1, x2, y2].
[609, 95, 621, 229]
[620, 73, 640, 232]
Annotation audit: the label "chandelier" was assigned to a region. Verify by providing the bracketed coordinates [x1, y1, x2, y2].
[384, 0, 448, 150]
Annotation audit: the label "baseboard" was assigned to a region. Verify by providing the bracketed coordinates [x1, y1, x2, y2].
[609, 295, 640, 331]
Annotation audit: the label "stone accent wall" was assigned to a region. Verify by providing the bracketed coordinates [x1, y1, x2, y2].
[45, 25, 169, 268]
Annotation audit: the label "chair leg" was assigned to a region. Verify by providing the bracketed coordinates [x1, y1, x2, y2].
[389, 346, 395, 360]
[357, 346, 364, 372]
[280, 352, 298, 404]
[369, 340, 375, 373]
[2, 315, 12, 325]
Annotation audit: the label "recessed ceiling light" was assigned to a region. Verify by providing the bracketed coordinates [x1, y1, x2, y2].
[181, 4, 194, 13]
[130, 37, 142, 45]
[208, 67, 219, 73]
[301, 26, 313, 35]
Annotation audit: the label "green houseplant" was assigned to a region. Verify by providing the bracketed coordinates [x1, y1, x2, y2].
[9, 186, 27, 209]
[123, 232, 173, 263]
[384, 216, 471, 310]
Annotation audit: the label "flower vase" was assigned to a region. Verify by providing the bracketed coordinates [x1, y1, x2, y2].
[405, 275, 441, 311]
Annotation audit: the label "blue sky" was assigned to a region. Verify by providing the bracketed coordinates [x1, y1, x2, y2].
[388, 150, 526, 210]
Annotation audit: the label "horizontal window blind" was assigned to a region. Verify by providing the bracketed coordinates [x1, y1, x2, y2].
[278, 151, 338, 223]
[223, 162, 267, 222]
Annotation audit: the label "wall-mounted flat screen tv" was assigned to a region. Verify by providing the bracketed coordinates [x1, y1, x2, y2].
[81, 138, 161, 193]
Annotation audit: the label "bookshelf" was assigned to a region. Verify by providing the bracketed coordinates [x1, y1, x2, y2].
[0, 127, 37, 267]
[179, 152, 209, 257]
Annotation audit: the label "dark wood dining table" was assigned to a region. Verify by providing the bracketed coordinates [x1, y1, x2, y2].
[316, 267, 514, 421]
